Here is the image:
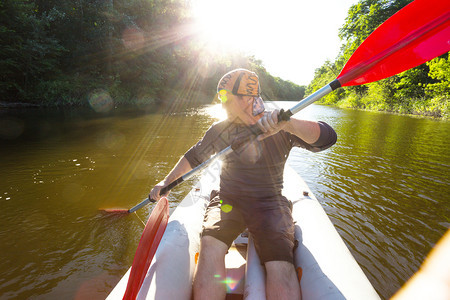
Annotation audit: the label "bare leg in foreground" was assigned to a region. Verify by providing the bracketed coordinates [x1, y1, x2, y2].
[265, 260, 301, 300]
[193, 236, 229, 300]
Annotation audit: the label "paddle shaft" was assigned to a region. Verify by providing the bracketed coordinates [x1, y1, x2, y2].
[280, 79, 341, 119]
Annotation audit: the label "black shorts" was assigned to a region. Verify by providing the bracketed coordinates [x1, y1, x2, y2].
[201, 190, 295, 264]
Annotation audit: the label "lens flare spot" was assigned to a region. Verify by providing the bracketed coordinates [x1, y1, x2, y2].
[97, 131, 126, 150]
[219, 90, 228, 103]
[0, 117, 25, 139]
[88, 90, 114, 113]
[221, 277, 238, 291]
[221, 204, 233, 213]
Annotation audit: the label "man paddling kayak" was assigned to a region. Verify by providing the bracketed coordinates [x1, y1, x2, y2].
[150, 68, 337, 300]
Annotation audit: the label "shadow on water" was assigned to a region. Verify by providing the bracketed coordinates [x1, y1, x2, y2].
[0, 105, 188, 145]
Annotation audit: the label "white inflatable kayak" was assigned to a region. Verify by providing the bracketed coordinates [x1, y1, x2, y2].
[107, 163, 380, 299]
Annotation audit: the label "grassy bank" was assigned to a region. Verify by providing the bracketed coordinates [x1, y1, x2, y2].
[333, 95, 448, 119]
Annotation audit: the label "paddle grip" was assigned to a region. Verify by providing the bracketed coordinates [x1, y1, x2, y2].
[252, 108, 292, 134]
[278, 108, 293, 122]
[133, 177, 183, 212]
[159, 177, 184, 197]
[231, 109, 292, 151]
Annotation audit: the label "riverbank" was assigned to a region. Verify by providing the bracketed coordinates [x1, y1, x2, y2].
[330, 95, 448, 119]
[3, 96, 448, 120]
[0, 88, 213, 112]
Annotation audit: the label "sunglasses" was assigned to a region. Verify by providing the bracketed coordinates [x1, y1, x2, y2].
[252, 96, 265, 116]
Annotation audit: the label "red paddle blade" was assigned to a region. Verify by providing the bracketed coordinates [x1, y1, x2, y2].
[122, 197, 169, 300]
[338, 0, 450, 87]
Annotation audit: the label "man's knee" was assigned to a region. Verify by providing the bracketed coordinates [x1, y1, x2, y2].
[265, 261, 301, 299]
[193, 236, 229, 299]
[265, 260, 297, 281]
[198, 236, 228, 262]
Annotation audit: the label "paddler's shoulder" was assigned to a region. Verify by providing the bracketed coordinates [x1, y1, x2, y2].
[208, 119, 234, 132]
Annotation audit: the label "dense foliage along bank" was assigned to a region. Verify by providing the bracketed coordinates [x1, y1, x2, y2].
[307, 0, 449, 118]
[0, 0, 305, 108]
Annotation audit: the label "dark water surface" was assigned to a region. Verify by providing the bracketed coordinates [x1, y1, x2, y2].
[0, 103, 448, 299]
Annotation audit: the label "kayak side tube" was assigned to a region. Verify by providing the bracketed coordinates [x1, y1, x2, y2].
[285, 166, 380, 300]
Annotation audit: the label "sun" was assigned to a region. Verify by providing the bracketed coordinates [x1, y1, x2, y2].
[190, 0, 260, 54]
[189, 0, 360, 85]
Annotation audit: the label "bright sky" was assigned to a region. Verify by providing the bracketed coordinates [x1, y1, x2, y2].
[191, 0, 359, 86]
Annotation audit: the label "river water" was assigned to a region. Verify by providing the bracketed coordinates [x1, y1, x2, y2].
[0, 102, 448, 299]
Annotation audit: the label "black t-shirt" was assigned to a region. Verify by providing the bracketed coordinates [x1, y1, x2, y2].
[184, 119, 336, 202]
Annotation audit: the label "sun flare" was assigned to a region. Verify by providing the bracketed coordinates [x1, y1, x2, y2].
[190, 0, 358, 85]
[203, 104, 228, 121]
[190, 0, 264, 54]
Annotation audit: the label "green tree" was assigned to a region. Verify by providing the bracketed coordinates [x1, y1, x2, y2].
[339, 0, 412, 61]
[426, 54, 450, 98]
[0, 0, 65, 101]
[307, 60, 346, 104]
[307, 0, 447, 117]
[0, 0, 306, 107]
